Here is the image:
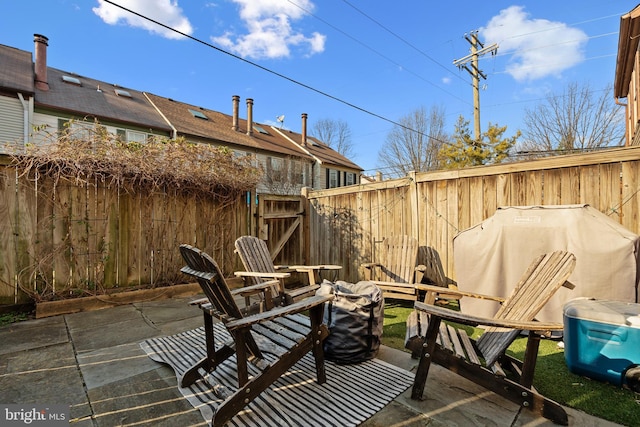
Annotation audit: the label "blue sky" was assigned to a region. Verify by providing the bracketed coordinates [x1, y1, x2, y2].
[0, 1, 633, 174]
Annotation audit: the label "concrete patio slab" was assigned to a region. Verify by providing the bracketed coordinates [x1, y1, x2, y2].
[76, 342, 161, 390]
[87, 368, 205, 427]
[0, 315, 68, 355]
[0, 295, 624, 426]
[67, 315, 162, 353]
[0, 341, 91, 420]
[374, 346, 624, 427]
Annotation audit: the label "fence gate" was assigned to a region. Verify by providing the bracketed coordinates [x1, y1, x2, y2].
[254, 194, 308, 266]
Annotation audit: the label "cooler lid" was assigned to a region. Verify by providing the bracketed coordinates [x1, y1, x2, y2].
[563, 298, 640, 328]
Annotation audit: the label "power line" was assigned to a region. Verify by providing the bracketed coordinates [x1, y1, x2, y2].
[488, 54, 617, 78]
[484, 31, 618, 62]
[285, 0, 470, 105]
[483, 87, 610, 110]
[492, 12, 623, 44]
[338, 0, 469, 85]
[101, 0, 452, 146]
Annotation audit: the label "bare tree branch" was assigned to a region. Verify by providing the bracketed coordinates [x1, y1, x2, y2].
[377, 105, 448, 178]
[518, 82, 625, 159]
[311, 118, 355, 158]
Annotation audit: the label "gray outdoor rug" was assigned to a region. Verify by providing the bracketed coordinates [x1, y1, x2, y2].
[140, 317, 414, 426]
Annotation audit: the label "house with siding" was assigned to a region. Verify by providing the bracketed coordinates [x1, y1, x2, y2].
[0, 34, 362, 194]
[0, 41, 36, 146]
[615, 4, 640, 146]
[145, 93, 316, 194]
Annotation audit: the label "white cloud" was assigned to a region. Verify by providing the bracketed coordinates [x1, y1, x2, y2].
[480, 6, 587, 81]
[212, 0, 326, 59]
[93, 0, 193, 40]
[442, 76, 452, 85]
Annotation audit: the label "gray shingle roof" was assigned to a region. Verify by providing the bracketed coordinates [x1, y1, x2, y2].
[0, 42, 361, 171]
[35, 68, 172, 132]
[145, 93, 315, 160]
[0, 44, 34, 94]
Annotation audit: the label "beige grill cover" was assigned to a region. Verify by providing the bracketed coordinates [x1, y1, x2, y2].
[453, 205, 640, 323]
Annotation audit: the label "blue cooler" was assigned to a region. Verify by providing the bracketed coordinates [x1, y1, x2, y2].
[563, 298, 640, 387]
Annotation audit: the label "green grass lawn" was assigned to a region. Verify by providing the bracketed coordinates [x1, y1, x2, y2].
[382, 301, 640, 427]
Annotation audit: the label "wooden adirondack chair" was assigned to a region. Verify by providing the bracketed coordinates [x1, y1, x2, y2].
[409, 250, 576, 425]
[234, 235, 341, 305]
[415, 246, 458, 304]
[361, 235, 421, 300]
[179, 244, 332, 427]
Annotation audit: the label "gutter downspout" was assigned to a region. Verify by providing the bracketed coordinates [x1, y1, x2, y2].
[616, 97, 630, 146]
[143, 92, 177, 139]
[17, 93, 31, 146]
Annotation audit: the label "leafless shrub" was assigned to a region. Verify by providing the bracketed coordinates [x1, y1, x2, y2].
[9, 122, 262, 200]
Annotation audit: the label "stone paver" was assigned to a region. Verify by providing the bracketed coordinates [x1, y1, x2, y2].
[0, 296, 622, 426]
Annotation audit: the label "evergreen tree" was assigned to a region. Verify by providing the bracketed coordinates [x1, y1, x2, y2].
[438, 116, 519, 169]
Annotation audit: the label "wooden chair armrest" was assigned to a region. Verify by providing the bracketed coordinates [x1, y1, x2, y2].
[273, 265, 289, 270]
[414, 266, 457, 287]
[414, 301, 564, 331]
[226, 295, 334, 330]
[360, 262, 380, 269]
[289, 264, 342, 272]
[189, 297, 209, 306]
[234, 271, 291, 279]
[181, 266, 215, 281]
[230, 280, 281, 296]
[415, 283, 506, 303]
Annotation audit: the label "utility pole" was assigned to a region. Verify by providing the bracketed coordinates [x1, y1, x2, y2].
[453, 31, 498, 141]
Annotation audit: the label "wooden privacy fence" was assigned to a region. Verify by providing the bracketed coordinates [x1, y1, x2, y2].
[0, 160, 249, 304]
[5, 146, 640, 305]
[305, 146, 640, 284]
[252, 193, 308, 267]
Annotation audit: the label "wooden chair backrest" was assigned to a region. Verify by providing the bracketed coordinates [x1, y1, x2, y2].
[377, 235, 419, 284]
[179, 244, 262, 357]
[235, 236, 277, 286]
[477, 250, 576, 366]
[180, 244, 243, 319]
[417, 246, 448, 287]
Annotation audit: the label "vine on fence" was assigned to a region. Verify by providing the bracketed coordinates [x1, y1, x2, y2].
[9, 122, 262, 199]
[5, 122, 262, 301]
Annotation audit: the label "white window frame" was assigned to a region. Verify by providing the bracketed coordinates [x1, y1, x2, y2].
[270, 157, 283, 172]
[329, 169, 338, 188]
[346, 172, 355, 186]
[127, 130, 147, 144]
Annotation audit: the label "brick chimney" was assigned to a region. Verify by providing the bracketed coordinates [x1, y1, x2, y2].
[246, 98, 253, 136]
[34, 34, 49, 91]
[231, 95, 240, 131]
[301, 113, 308, 146]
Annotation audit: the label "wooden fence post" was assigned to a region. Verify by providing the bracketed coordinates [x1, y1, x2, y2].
[409, 171, 420, 245]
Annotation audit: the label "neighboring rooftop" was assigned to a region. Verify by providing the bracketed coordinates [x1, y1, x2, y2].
[36, 68, 173, 132]
[0, 34, 363, 173]
[0, 44, 34, 94]
[145, 93, 315, 160]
